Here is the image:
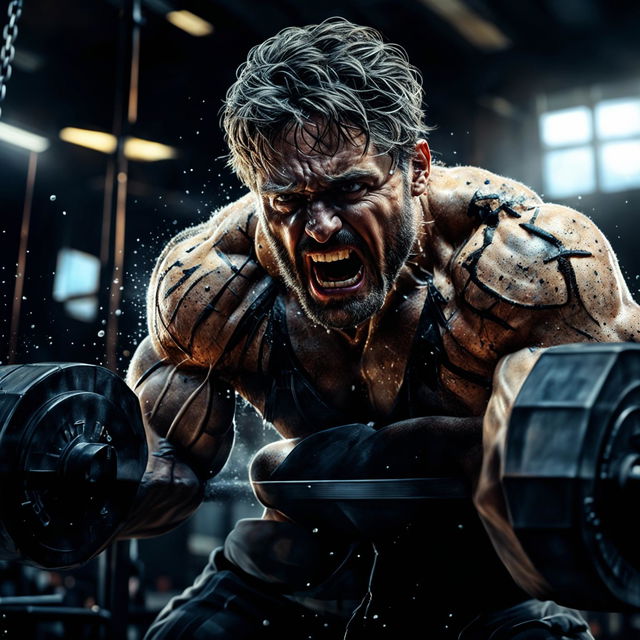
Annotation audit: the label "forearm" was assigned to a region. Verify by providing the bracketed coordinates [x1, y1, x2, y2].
[473, 347, 551, 598]
[119, 337, 236, 538]
[254, 415, 482, 483]
[360, 415, 483, 481]
[126, 337, 235, 479]
[118, 439, 204, 539]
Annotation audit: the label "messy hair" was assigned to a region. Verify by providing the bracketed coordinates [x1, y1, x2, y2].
[222, 17, 428, 189]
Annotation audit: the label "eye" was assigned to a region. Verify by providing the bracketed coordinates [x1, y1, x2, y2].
[274, 193, 297, 204]
[271, 193, 304, 212]
[337, 181, 366, 194]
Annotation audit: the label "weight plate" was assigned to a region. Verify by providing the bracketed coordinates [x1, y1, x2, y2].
[504, 343, 640, 610]
[0, 363, 147, 569]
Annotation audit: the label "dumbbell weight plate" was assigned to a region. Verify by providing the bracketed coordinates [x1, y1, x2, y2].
[0, 363, 147, 569]
[504, 343, 640, 610]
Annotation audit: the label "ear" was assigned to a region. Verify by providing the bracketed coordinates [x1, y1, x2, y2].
[410, 139, 431, 196]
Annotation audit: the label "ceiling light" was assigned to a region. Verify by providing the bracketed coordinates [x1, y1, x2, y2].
[420, 0, 511, 52]
[59, 127, 177, 162]
[60, 127, 117, 154]
[0, 122, 49, 153]
[124, 137, 177, 161]
[166, 10, 213, 37]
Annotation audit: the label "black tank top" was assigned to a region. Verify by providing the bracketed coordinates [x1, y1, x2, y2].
[261, 276, 484, 430]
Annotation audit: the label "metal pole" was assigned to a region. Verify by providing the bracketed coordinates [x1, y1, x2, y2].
[100, 158, 116, 266]
[97, 2, 142, 638]
[110, 540, 133, 640]
[8, 150, 38, 363]
[104, 0, 141, 373]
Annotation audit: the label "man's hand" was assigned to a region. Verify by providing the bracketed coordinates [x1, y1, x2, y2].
[118, 438, 203, 538]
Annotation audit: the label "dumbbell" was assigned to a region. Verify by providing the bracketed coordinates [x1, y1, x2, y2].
[5, 345, 640, 614]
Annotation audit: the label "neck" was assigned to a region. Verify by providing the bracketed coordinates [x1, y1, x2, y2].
[415, 194, 437, 267]
[389, 193, 436, 285]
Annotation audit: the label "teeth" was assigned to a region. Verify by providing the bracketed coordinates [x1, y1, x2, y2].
[316, 267, 364, 289]
[308, 249, 351, 263]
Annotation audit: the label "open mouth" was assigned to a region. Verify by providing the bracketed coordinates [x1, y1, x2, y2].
[306, 248, 365, 293]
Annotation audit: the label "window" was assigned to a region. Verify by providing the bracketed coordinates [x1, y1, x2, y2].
[538, 85, 640, 198]
[52, 248, 101, 322]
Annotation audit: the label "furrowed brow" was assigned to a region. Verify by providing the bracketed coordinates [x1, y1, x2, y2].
[327, 169, 377, 184]
[260, 169, 378, 195]
[260, 181, 297, 195]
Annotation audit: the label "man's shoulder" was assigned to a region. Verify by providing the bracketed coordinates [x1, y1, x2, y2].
[428, 165, 595, 307]
[454, 202, 580, 305]
[148, 194, 276, 367]
[450, 194, 626, 335]
[428, 165, 541, 226]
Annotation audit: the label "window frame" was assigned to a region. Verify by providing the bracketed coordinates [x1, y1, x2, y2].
[537, 80, 640, 199]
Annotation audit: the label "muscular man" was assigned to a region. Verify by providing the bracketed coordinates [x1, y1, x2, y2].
[123, 18, 640, 639]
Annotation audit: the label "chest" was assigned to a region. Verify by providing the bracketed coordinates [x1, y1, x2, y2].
[285, 288, 430, 419]
[237, 279, 492, 437]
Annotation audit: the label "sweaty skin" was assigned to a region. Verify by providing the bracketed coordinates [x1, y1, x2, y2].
[124, 135, 640, 597]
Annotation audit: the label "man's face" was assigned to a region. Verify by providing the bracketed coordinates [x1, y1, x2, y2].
[257, 125, 429, 329]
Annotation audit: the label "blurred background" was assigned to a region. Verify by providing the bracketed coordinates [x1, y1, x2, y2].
[1, 0, 640, 637]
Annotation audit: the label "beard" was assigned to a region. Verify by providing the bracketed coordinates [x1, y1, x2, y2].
[262, 179, 417, 329]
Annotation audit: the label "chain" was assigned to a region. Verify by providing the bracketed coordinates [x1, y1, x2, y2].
[0, 0, 23, 120]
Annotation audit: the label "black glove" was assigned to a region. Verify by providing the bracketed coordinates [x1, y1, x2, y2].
[118, 438, 204, 539]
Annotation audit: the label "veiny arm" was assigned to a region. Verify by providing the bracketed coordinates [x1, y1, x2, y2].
[120, 195, 270, 537]
[127, 336, 236, 480]
[118, 337, 236, 539]
[472, 203, 640, 597]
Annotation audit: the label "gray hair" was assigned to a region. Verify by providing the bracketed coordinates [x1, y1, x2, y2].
[222, 17, 428, 189]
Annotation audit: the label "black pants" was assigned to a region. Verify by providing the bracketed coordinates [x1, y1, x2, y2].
[146, 424, 594, 639]
[144, 549, 349, 640]
[144, 548, 594, 640]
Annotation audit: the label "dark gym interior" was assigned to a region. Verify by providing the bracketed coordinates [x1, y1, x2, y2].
[1, 0, 640, 637]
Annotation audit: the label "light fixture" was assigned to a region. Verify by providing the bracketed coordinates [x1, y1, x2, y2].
[419, 0, 511, 52]
[0, 122, 49, 153]
[59, 127, 117, 154]
[124, 137, 177, 161]
[166, 10, 213, 37]
[59, 127, 177, 162]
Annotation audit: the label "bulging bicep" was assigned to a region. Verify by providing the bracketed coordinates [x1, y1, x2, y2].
[147, 210, 273, 370]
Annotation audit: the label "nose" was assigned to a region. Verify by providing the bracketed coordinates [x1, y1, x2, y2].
[305, 201, 342, 243]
